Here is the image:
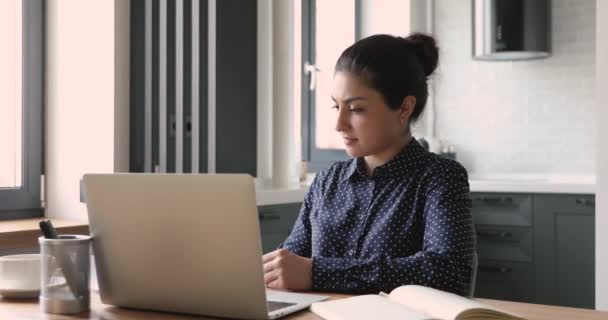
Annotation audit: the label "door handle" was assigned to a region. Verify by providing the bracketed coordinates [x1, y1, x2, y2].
[304, 61, 321, 91]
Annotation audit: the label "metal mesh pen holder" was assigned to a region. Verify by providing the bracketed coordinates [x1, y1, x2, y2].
[39, 235, 91, 314]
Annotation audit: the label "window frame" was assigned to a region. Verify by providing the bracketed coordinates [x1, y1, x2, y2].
[301, 0, 362, 172]
[0, 0, 44, 220]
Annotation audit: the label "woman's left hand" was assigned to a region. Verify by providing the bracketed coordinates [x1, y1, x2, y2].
[262, 248, 312, 291]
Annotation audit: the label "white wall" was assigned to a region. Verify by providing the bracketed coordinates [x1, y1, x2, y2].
[596, 0, 608, 311]
[360, 0, 411, 38]
[434, 0, 595, 176]
[45, 0, 130, 222]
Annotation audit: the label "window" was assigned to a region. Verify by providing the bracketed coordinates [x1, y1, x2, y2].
[301, 0, 360, 172]
[0, 0, 44, 219]
[0, 0, 23, 189]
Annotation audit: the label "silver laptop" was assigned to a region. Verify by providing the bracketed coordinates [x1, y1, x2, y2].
[83, 173, 328, 319]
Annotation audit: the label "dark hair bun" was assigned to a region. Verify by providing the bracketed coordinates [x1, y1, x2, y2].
[404, 33, 439, 77]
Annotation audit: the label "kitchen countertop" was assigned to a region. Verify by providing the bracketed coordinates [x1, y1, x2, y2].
[256, 186, 310, 206]
[256, 174, 596, 205]
[468, 174, 595, 194]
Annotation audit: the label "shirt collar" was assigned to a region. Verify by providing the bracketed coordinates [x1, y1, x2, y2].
[343, 156, 367, 181]
[342, 138, 426, 181]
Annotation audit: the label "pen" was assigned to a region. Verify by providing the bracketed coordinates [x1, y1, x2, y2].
[40, 220, 76, 240]
[39, 219, 59, 239]
[39, 220, 81, 299]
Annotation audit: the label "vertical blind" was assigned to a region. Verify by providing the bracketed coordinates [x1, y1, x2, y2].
[131, 0, 208, 174]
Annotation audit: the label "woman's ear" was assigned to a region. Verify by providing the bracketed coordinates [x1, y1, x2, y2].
[399, 96, 416, 125]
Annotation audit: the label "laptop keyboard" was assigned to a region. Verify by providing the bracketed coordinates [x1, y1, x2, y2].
[267, 300, 297, 312]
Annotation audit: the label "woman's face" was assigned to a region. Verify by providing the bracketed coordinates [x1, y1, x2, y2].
[331, 71, 411, 158]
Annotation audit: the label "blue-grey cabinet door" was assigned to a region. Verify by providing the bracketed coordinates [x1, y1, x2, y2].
[471, 193, 536, 302]
[471, 193, 533, 226]
[534, 194, 595, 309]
[475, 261, 536, 302]
[258, 203, 302, 253]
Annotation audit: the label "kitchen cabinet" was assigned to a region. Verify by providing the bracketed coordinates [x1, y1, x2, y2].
[533, 194, 595, 308]
[473, 192, 595, 309]
[258, 193, 596, 309]
[472, 193, 536, 302]
[258, 203, 302, 253]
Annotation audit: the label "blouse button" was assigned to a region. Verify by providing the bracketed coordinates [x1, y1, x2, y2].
[348, 249, 355, 256]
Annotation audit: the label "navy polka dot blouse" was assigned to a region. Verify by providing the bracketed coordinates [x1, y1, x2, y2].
[281, 139, 476, 295]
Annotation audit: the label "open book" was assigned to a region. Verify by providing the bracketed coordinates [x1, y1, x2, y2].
[310, 285, 526, 320]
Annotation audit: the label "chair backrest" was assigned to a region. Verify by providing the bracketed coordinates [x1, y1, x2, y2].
[468, 252, 479, 298]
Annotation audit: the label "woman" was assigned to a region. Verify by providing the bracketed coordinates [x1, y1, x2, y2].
[262, 33, 475, 295]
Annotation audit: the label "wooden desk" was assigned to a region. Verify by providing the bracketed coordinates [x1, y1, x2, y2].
[1, 292, 607, 320]
[0, 218, 89, 251]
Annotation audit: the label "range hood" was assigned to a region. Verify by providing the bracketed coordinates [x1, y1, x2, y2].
[473, 0, 551, 61]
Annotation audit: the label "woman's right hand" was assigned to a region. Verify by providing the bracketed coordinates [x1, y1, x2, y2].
[262, 249, 312, 291]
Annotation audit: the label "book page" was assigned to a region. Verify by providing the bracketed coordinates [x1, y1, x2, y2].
[310, 294, 432, 320]
[388, 285, 524, 320]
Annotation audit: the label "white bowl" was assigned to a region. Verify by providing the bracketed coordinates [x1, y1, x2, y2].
[0, 254, 40, 298]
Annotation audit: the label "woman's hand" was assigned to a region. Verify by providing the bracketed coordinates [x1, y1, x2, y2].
[262, 249, 312, 291]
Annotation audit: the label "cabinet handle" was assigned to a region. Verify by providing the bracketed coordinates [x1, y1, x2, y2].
[259, 213, 281, 221]
[575, 198, 595, 207]
[476, 197, 514, 205]
[480, 197, 502, 204]
[478, 265, 512, 273]
[477, 230, 513, 239]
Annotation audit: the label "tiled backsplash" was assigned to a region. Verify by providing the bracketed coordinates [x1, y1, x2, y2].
[429, 0, 595, 176]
